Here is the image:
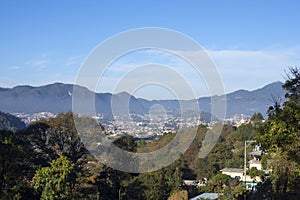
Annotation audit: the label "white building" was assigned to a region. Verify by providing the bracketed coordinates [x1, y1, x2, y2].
[249, 160, 262, 170]
[220, 168, 262, 183]
[220, 168, 244, 180]
[249, 147, 262, 170]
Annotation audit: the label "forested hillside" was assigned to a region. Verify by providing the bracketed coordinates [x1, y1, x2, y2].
[0, 111, 260, 199]
[0, 111, 26, 131]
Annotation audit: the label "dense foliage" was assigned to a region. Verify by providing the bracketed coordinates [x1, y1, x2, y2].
[0, 111, 255, 199]
[254, 67, 300, 199]
[32, 155, 76, 200]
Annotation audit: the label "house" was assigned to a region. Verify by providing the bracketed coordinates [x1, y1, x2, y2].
[249, 159, 262, 170]
[249, 145, 262, 170]
[183, 180, 198, 186]
[220, 168, 262, 190]
[183, 178, 207, 187]
[220, 168, 243, 180]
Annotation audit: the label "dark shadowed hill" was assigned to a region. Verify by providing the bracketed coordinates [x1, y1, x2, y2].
[0, 111, 26, 131]
[0, 82, 285, 118]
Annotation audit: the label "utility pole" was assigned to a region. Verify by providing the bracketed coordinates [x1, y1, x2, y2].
[244, 140, 256, 200]
[96, 185, 99, 200]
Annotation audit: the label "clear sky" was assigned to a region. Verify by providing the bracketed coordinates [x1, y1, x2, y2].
[1, 0, 300, 99]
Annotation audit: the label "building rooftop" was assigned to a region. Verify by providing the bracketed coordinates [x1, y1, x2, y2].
[189, 193, 219, 200]
[220, 168, 244, 173]
[249, 150, 262, 157]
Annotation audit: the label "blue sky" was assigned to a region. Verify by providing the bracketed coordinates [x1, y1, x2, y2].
[1, 1, 300, 99]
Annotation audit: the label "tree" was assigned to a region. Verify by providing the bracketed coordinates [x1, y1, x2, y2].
[249, 167, 263, 179]
[138, 171, 169, 200]
[251, 112, 264, 124]
[168, 190, 188, 200]
[113, 135, 137, 152]
[206, 174, 245, 199]
[22, 122, 55, 167]
[251, 113, 264, 122]
[45, 112, 86, 163]
[284, 67, 300, 103]
[32, 155, 76, 200]
[206, 173, 230, 193]
[257, 67, 300, 199]
[0, 130, 35, 199]
[76, 136, 140, 200]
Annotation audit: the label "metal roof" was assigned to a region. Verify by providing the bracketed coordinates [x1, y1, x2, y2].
[220, 168, 244, 173]
[249, 150, 262, 156]
[189, 193, 219, 200]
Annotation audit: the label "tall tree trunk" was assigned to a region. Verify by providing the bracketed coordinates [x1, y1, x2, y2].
[282, 166, 289, 200]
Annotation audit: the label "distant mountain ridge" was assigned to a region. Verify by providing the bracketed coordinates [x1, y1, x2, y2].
[0, 81, 285, 118]
[209, 81, 285, 117]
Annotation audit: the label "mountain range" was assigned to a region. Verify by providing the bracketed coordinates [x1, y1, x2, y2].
[0, 81, 285, 118]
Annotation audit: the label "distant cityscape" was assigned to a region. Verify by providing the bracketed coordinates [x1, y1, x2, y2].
[13, 111, 251, 140]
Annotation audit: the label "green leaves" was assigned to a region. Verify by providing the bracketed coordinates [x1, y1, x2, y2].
[32, 155, 75, 200]
[113, 135, 137, 152]
[256, 67, 300, 198]
[0, 130, 33, 199]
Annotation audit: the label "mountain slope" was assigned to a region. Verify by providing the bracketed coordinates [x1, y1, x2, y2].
[0, 82, 285, 118]
[0, 111, 26, 131]
[225, 81, 285, 116]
